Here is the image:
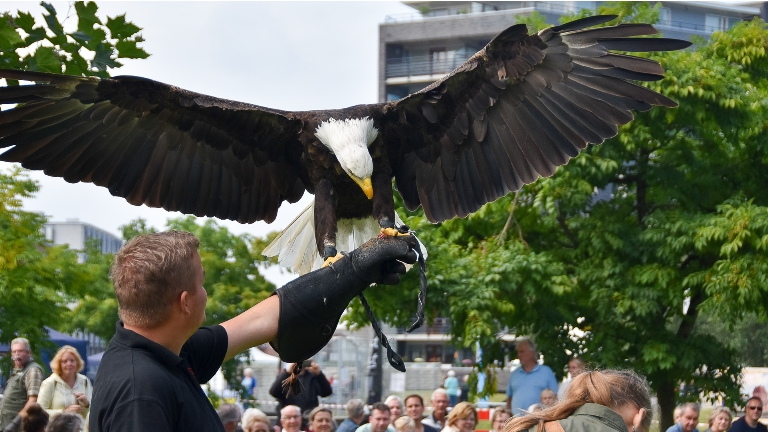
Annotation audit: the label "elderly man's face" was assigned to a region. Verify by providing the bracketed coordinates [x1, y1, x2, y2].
[370, 409, 391, 432]
[516, 342, 536, 367]
[282, 408, 302, 432]
[387, 400, 402, 423]
[431, 393, 449, 415]
[680, 408, 699, 432]
[10, 343, 30, 369]
[540, 390, 556, 406]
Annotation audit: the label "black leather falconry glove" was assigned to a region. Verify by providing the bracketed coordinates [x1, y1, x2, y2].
[270, 235, 418, 363]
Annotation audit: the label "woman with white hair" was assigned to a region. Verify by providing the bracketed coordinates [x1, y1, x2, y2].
[385, 396, 404, 426]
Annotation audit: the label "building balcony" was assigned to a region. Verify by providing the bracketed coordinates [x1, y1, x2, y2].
[396, 317, 451, 335]
[384, 2, 590, 24]
[385, 54, 473, 80]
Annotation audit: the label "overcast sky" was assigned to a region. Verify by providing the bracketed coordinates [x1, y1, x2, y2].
[0, 1, 415, 285]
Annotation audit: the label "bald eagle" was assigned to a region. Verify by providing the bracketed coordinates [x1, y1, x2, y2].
[0, 15, 690, 273]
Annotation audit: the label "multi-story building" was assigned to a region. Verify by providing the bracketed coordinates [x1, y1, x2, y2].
[44, 219, 123, 261]
[379, 1, 766, 103]
[377, 0, 765, 365]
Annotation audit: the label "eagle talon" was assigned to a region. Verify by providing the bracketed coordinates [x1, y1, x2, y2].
[379, 227, 411, 238]
[322, 253, 345, 267]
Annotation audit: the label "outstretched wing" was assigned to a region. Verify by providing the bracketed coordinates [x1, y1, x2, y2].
[0, 70, 308, 224]
[383, 15, 691, 222]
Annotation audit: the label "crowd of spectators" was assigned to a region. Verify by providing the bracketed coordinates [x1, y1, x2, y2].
[2, 331, 766, 432]
[1, 342, 87, 432]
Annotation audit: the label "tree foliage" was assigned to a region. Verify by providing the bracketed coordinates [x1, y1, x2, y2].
[346, 4, 768, 429]
[0, 1, 148, 77]
[0, 168, 94, 368]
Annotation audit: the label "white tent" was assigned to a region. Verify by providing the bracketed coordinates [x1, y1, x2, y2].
[249, 346, 281, 364]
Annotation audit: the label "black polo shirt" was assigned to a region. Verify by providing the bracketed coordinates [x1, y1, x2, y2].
[90, 322, 228, 432]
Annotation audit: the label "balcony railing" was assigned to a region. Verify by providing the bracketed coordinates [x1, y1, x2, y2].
[383, 2, 588, 24]
[386, 53, 474, 78]
[657, 19, 735, 34]
[397, 318, 451, 334]
[383, 3, 739, 34]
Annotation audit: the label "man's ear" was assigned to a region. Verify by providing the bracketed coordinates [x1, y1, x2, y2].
[179, 290, 191, 315]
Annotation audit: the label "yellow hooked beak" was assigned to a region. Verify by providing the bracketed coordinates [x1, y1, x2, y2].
[352, 176, 373, 199]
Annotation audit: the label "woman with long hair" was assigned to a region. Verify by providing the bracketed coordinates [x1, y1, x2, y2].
[503, 370, 651, 432]
[441, 402, 477, 432]
[37, 346, 91, 431]
[704, 407, 733, 432]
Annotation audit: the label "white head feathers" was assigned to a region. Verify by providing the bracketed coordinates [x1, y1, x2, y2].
[314, 117, 378, 179]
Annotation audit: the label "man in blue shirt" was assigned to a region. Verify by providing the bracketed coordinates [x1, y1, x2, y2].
[665, 402, 700, 432]
[505, 338, 558, 415]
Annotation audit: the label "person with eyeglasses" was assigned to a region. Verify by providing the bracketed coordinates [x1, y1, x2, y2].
[729, 397, 767, 432]
[490, 408, 511, 432]
[281, 406, 304, 432]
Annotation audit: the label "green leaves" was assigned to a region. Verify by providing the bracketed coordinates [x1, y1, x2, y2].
[116, 40, 149, 59]
[106, 14, 141, 39]
[0, 1, 148, 77]
[30, 46, 60, 72]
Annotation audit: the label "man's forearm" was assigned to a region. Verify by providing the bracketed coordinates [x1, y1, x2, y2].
[221, 295, 279, 361]
[20, 396, 38, 416]
[505, 397, 511, 411]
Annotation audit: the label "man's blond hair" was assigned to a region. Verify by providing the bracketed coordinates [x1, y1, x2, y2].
[111, 231, 200, 327]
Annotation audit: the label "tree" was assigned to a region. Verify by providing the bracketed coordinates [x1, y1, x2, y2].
[0, 0, 146, 362]
[345, 4, 768, 428]
[696, 312, 768, 369]
[0, 167, 93, 367]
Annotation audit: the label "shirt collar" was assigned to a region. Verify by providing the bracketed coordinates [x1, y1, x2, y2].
[112, 321, 185, 368]
[571, 403, 627, 432]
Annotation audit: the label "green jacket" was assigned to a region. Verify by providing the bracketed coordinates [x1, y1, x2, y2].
[0, 360, 43, 429]
[529, 403, 628, 432]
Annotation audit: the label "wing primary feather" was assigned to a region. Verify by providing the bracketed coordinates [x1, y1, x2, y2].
[597, 37, 693, 52]
[567, 73, 677, 108]
[550, 15, 618, 33]
[564, 77, 650, 112]
[561, 24, 658, 46]
[550, 82, 633, 125]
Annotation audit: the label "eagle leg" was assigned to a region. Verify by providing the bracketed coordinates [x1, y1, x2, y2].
[314, 179, 339, 260]
[371, 172, 410, 238]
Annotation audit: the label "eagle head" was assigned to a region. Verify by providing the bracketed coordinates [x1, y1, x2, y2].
[314, 117, 378, 199]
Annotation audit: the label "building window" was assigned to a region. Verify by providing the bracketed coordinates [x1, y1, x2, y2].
[429, 48, 447, 74]
[659, 7, 671, 26]
[425, 345, 443, 362]
[705, 14, 740, 32]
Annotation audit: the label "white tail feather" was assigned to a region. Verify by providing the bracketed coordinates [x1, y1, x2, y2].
[262, 200, 427, 276]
